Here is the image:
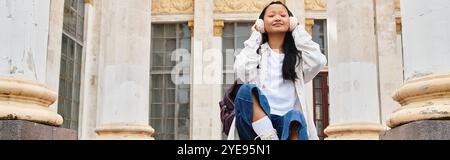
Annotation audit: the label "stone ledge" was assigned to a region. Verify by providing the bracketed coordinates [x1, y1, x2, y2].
[380, 120, 450, 140]
[0, 120, 77, 140]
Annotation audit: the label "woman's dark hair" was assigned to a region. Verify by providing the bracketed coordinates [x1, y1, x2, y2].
[259, 1, 302, 82]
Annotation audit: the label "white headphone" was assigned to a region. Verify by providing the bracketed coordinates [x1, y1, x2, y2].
[255, 16, 298, 33]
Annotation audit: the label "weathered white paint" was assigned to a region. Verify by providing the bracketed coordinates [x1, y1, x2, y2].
[99, 65, 149, 124]
[0, 0, 50, 83]
[191, 0, 222, 140]
[375, 0, 403, 126]
[327, 0, 381, 125]
[95, 0, 153, 137]
[330, 62, 380, 123]
[79, 1, 100, 140]
[401, 0, 450, 80]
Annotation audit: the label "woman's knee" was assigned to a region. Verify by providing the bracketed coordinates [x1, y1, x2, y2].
[236, 84, 258, 100]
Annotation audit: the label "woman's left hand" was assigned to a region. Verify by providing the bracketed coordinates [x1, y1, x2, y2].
[290, 16, 301, 32]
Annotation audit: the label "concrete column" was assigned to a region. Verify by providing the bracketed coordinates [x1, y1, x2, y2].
[286, 0, 306, 25]
[191, 0, 222, 140]
[387, 0, 450, 128]
[374, 0, 403, 126]
[325, 0, 385, 140]
[0, 0, 63, 126]
[46, 0, 65, 111]
[79, 0, 100, 140]
[94, 0, 154, 140]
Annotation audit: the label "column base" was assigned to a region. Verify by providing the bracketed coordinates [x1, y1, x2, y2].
[324, 123, 386, 140]
[0, 77, 62, 126]
[0, 120, 77, 140]
[381, 120, 450, 140]
[95, 123, 155, 140]
[387, 73, 450, 128]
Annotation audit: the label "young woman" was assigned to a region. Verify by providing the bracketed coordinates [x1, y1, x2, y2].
[232, 1, 327, 140]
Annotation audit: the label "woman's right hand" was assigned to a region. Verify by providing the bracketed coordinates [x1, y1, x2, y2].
[251, 24, 259, 33]
[253, 19, 265, 33]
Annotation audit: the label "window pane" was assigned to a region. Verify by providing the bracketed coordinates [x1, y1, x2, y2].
[312, 20, 328, 59]
[178, 88, 190, 105]
[151, 89, 162, 103]
[73, 82, 80, 101]
[165, 24, 176, 38]
[165, 89, 175, 103]
[179, 24, 191, 38]
[150, 119, 162, 135]
[67, 61, 73, 80]
[235, 37, 247, 49]
[178, 104, 189, 119]
[60, 0, 84, 130]
[151, 104, 163, 118]
[60, 58, 67, 78]
[315, 89, 322, 104]
[64, 100, 72, 120]
[68, 40, 75, 59]
[316, 120, 323, 133]
[165, 52, 176, 70]
[314, 76, 322, 89]
[78, 0, 85, 16]
[152, 24, 164, 38]
[315, 105, 322, 119]
[62, 36, 68, 56]
[165, 119, 175, 133]
[223, 23, 234, 37]
[152, 38, 164, 52]
[152, 74, 163, 89]
[71, 102, 79, 121]
[66, 79, 73, 98]
[236, 23, 251, 37]
[150, 23, 191, 140]
[59, 79, 66, 98]
[165, 104, 175, 118]
[180, 38, 191, 50]
[165, 38, 176, 53]
[177, 119, 189, 140]
[152, 52, 164, 69]
[76, 16, 84, 41]
[63, 6, 76, 36]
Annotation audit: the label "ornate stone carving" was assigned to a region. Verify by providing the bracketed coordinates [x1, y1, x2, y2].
[214, 0, 285, 13]
[396, 17, 402, 34]
[84, 0, 93, 5]
[305, 19, 315, 34]
[152, 0, 194, 15]
[214, 20, 225, 37]
[305, 0, 327, 11]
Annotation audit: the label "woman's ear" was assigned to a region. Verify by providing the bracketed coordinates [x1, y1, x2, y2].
[289, 16, 299, 32]
[255, 19, 265, 33]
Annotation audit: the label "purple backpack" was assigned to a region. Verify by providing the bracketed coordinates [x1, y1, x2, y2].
[219, 79, 243, 136]
[220, 47, 260, 135]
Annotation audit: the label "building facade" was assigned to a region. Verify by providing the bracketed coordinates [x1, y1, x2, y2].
[1, 0, 449, 140]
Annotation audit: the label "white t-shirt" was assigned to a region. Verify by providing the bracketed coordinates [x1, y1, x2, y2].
[261, 48, 298, 116]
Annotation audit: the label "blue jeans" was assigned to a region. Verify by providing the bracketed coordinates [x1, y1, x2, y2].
[234, 84, 309, 140]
